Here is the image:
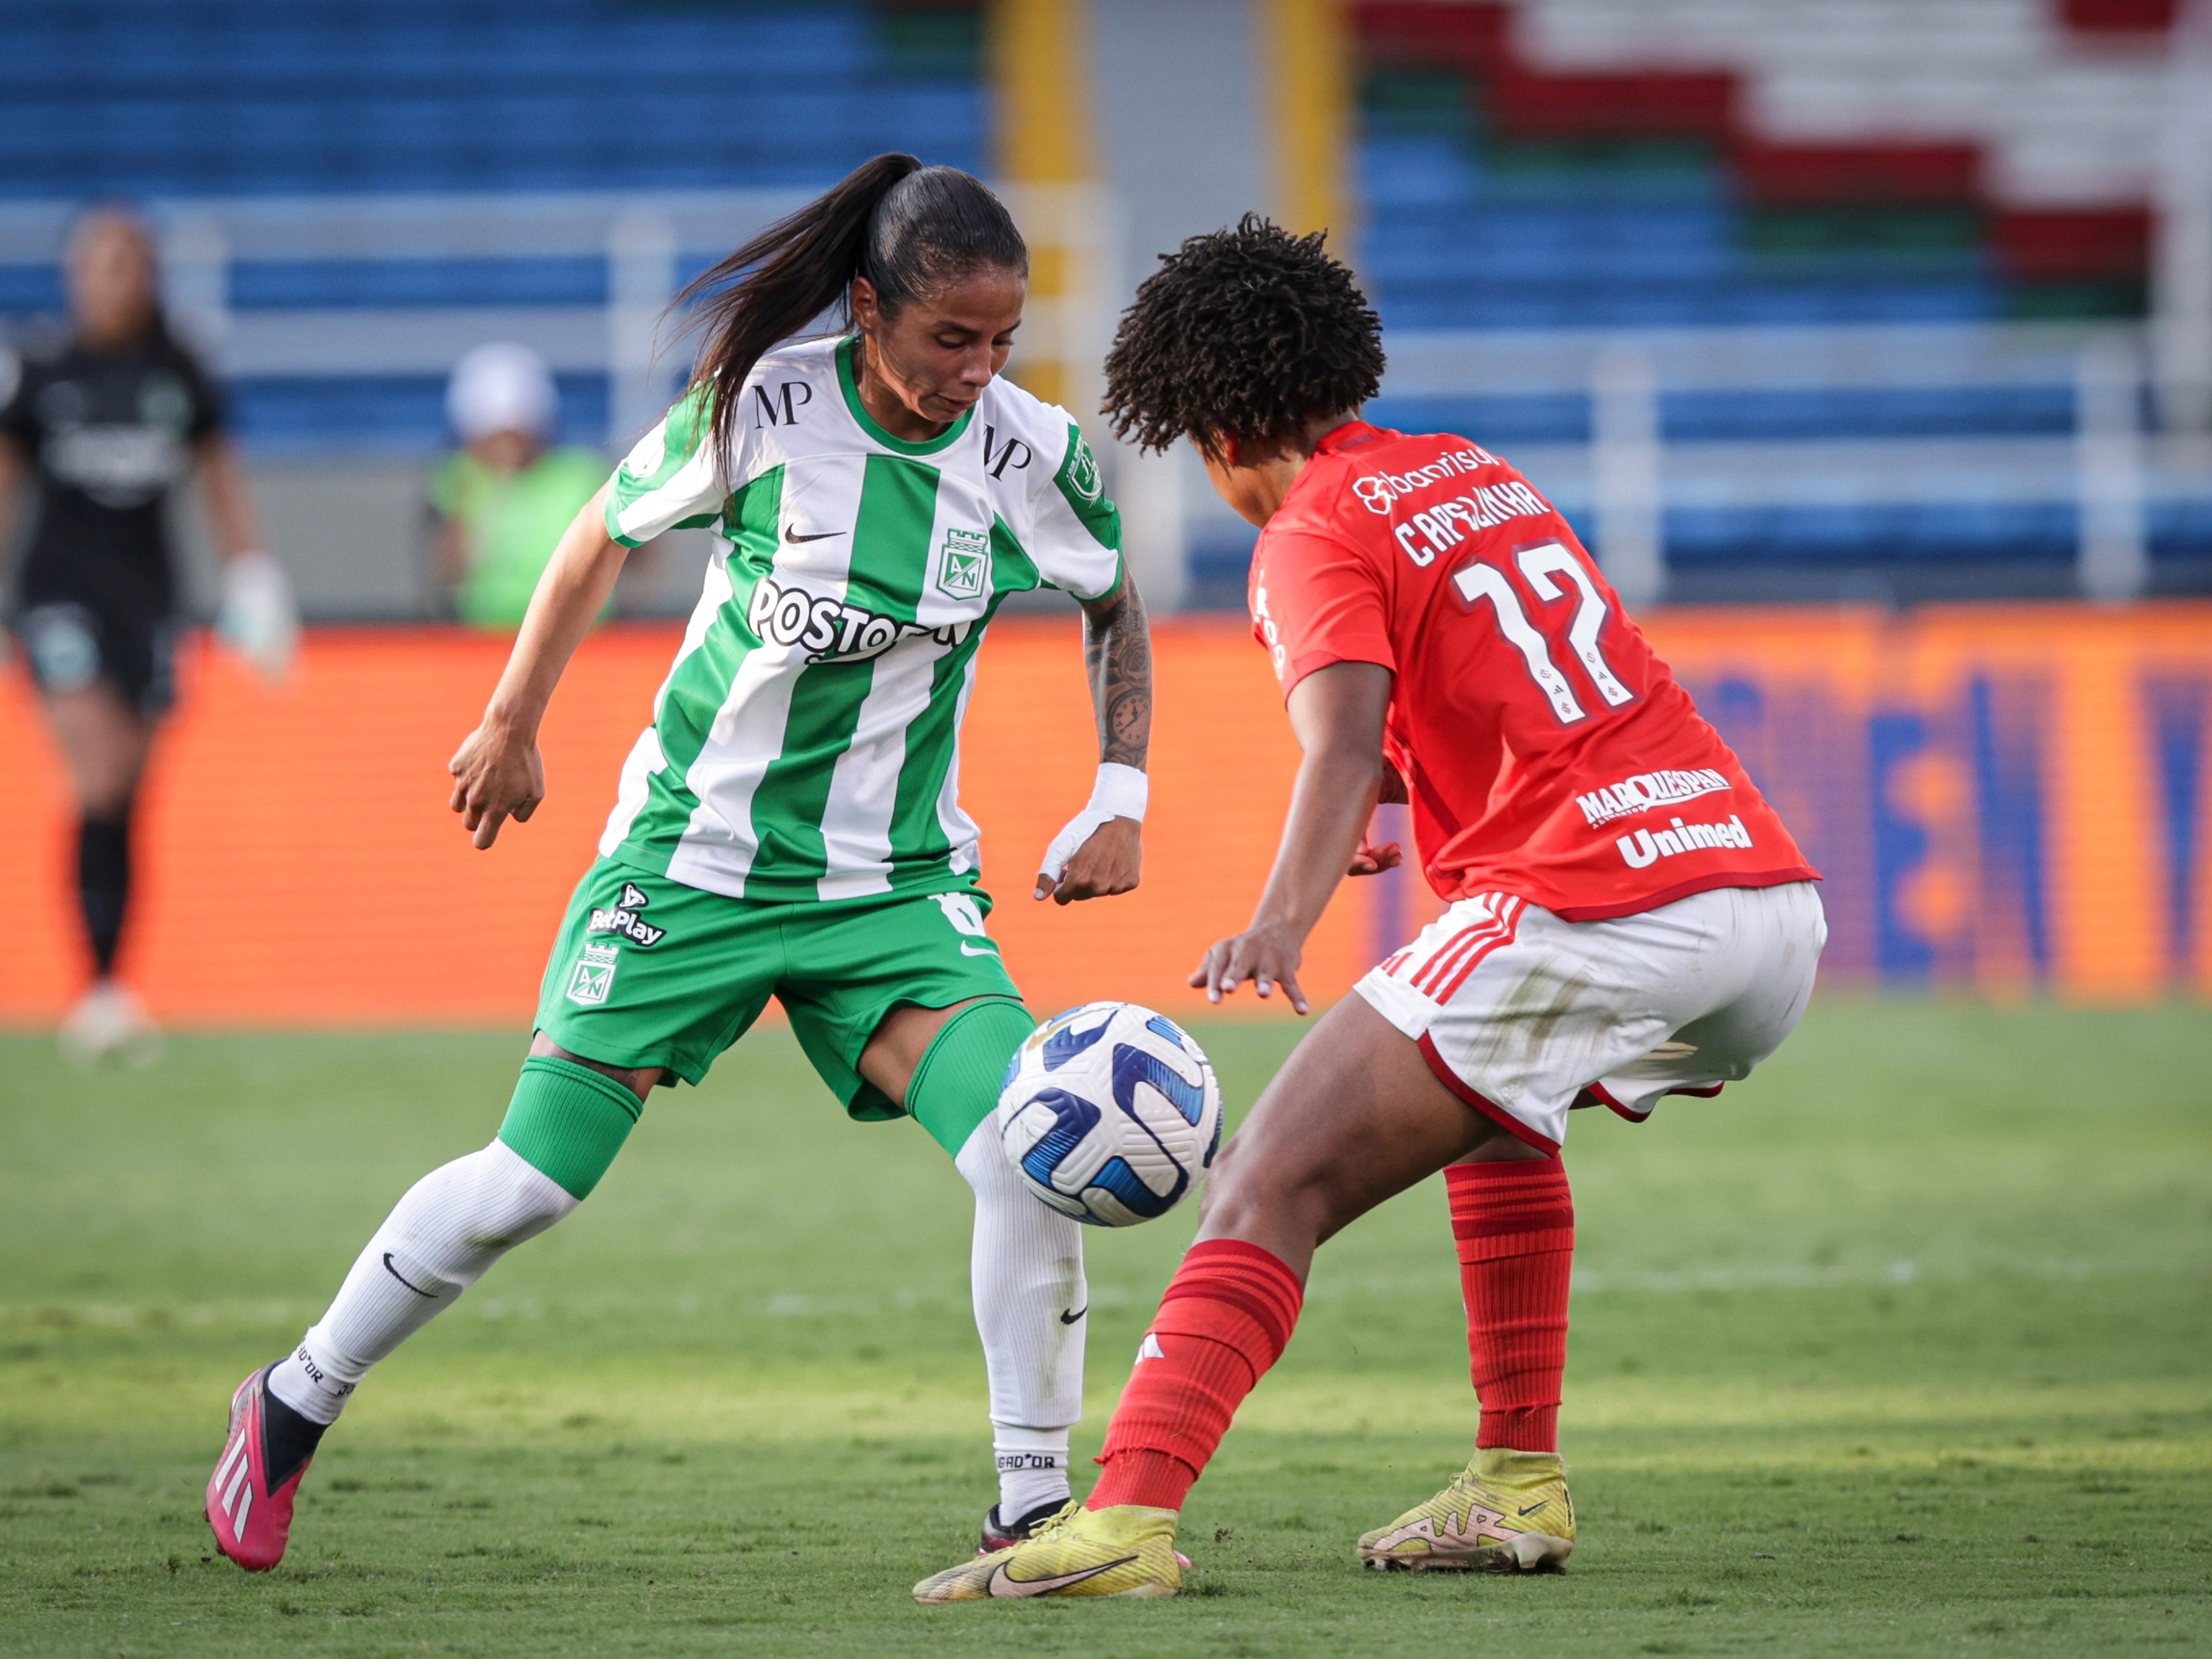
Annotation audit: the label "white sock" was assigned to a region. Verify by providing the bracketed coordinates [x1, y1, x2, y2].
[955, 1117, 1084, 1518]
[267, 1140, 576, 1425]
[994, 1425, 1073, 1521]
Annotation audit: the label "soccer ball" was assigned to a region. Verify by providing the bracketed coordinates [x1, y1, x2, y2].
[999, 1002, 1223, 1227]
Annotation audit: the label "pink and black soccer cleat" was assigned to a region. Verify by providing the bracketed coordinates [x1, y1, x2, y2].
[979, 1498, 1070, 1554]
[205, 1366, 315, 1571]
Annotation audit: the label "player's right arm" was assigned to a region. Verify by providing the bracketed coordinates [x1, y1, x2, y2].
[1190, 660, 1395, 1015]
[451, 382, 727, 848]
[447, 479, 625, 849]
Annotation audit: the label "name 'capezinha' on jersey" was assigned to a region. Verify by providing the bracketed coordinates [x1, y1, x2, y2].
[598, 335, 1122, 904]
[1248, 419, 1817, 921]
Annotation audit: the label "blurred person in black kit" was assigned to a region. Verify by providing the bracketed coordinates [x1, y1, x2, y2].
[1, 208, 296, 1061]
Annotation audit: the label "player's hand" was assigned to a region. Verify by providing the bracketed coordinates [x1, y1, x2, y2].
[1190, 921, 1309, 1015]
[1037, 816, 1141, 904]
[218, 551, 299, 683]
[447, 718, 545, 850]
[1347, 836, 1402, 877]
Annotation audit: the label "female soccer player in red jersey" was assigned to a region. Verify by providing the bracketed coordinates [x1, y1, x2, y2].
[915, 217, 1826, 1601]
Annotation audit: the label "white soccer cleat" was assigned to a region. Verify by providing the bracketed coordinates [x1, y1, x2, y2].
[59, 980, 163, 1067]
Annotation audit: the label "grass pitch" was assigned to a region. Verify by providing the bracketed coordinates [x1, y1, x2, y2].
[1, 999, 2207, 1657]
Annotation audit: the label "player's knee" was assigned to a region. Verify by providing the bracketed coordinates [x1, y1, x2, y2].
[909, 998, 1035, 1159]
[1198, 1132, 1334, 1243]
[495, 1055, 645, 1201]
[461, 1148, 576, 1248]
[377, 1140, 578, 1294]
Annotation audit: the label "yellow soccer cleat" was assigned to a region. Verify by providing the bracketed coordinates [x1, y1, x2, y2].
[1357, 1448, 1575, 1572]
[913, 1501, 1183, 1602]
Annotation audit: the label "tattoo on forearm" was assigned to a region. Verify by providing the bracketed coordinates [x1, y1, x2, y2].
[1085, 585, 1152, 771]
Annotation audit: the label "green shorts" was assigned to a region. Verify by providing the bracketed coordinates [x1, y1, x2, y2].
[534, 857, 1025, 1121]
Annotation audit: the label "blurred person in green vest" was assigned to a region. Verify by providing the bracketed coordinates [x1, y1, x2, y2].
[430, 343, 607, 628]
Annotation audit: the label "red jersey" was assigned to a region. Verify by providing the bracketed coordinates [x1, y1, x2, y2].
[1248, 421, 1816, 922]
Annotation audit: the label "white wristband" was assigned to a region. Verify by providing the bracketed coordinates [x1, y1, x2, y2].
[1038, 763, 1148, 882]
[1087, 761, 1149, 824]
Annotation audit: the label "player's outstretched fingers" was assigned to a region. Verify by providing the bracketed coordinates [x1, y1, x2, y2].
[1191, 939, 1235, 1002]
[1219, 924, 1309, 1015]
[1245, 951, 1309, 1015]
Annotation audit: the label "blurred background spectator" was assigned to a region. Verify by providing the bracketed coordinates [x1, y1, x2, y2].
[429, 343, 606, 628]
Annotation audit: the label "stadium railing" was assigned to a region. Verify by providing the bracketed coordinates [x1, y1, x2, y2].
[0, 184, 1113, 457]
[1373, 320, 2203, 606]
[4, 191, 2208, 610]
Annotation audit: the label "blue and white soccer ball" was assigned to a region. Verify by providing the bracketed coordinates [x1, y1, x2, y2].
[999, 1002, 1223, 1228]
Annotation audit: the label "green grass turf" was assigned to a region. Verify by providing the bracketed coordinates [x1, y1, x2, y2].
[0, 999, 2207, 1657]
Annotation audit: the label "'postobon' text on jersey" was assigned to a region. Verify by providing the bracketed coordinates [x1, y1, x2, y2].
[600, 336, 1121, 901]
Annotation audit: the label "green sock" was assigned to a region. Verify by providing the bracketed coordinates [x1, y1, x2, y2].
[496, 1056, 644, 1200]
[905, 999, 1034, 1156]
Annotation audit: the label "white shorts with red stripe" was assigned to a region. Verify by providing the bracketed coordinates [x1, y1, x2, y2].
[1354, 881, 1826, 1154]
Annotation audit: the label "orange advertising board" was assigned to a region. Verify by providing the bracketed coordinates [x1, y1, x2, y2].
[2, 606, 2208, 1028]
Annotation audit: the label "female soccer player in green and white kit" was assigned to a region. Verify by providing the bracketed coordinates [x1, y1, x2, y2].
[204, 156, 1153, 1572]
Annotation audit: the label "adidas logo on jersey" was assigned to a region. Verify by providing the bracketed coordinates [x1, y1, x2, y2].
[749, 574, 976, 663]
[1577, 767, 1732, 828]
[1617, 814, 1754, 868]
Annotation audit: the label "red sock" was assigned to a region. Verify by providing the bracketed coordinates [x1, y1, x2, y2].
[1088, 1239, 1304, 1512]
[1446, 1156, 1573, 1453]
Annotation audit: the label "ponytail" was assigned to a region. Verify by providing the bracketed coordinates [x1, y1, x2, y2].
[673, 153, 1028, 456]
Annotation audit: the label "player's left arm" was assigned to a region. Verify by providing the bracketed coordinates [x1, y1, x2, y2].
[196, 436, 300, 682]
[1036, 573, 1152, 904]
[1191, 660, 1393, 1015]
[194, 436, 265, 561]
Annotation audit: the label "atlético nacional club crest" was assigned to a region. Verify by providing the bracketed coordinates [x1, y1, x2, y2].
[1063, 433, 1103, 505]
[565, 940, 620, 1007]
[934, 526, 990, 600]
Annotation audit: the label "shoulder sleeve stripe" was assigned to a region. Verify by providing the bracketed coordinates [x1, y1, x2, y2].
[1022, 421, 1123, 601]
[605, 382, 726, 547]
[1051, 422, 1118, 552]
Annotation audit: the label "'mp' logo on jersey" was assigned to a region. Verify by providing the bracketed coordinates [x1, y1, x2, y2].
[933, 527, 991, 599]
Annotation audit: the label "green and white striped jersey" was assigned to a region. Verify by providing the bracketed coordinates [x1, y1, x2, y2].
[597, 335, 1121, 903]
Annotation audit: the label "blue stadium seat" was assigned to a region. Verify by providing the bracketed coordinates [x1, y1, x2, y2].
[0, 0, 961, 201]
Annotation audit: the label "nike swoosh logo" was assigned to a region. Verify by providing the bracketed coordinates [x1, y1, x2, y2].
[382, 1253, 438, 1299]
[783, 526, 842, 542]
[1060, 1305, 1087, 1325]
[987, 1554, 1135, 1598]
[959, 942, 998, 956]
[1517, 1503, 1547, 1517]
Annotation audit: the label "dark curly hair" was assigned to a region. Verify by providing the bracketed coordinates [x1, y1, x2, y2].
[1102, 215, 1385, 456]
